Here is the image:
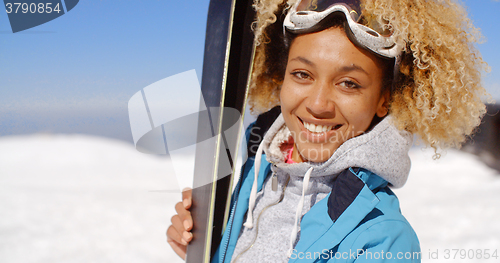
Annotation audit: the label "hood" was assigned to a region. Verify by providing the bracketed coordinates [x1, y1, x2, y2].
[261, 114, 413, 188]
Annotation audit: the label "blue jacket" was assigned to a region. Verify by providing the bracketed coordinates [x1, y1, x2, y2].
[212, 155, 421, 262]
[212, 110, 421, 263]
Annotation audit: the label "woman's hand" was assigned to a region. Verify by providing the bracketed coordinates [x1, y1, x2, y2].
[167, 188, 193, 260]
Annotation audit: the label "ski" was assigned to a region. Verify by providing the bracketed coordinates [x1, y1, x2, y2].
[185, 0, 256, 262]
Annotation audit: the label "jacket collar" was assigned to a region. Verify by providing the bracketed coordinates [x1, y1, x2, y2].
[289, 168, 383, 262]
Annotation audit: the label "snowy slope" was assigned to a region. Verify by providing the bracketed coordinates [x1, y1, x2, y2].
[0, 134, 499, 262]
[394, 149, 500, 262]
[0, 134, 184, 263]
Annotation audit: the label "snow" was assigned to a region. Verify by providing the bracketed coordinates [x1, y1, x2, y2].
[0, 134, 184, 263]
[0, 134, 499, 262]
[394, 148, 500, 262]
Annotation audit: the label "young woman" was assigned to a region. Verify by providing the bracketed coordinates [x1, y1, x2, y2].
[167, 0, 488, 262]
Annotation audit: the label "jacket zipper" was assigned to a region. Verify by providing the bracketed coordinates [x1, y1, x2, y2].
[219, 161, 247, 263]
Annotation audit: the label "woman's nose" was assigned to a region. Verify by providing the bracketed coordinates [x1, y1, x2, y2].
[305, 81, 336, 118]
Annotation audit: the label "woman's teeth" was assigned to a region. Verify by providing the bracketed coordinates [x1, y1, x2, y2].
[303, 122, 334, 133]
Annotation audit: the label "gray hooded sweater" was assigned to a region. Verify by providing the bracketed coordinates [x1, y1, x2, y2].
[230, 114, 413, 263]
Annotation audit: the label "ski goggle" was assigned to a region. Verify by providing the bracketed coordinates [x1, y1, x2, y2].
[283, 0, 402, 58]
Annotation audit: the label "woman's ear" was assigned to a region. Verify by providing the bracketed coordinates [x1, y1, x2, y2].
[376, 91, 390, 118]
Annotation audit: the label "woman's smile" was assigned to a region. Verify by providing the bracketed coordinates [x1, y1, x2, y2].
[296, 116, 344, 143]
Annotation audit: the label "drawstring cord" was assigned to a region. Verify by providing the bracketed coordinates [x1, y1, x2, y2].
[287, 166, 313, 257]
[243, 139, 265, 229]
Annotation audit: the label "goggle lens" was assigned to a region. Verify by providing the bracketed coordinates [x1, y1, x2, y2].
[296, 0, 362, 21]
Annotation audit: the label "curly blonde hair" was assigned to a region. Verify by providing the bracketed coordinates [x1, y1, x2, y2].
[248, 0, 489, 153]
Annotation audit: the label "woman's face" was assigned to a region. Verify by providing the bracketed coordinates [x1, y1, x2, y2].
[280, 27, 389, 163]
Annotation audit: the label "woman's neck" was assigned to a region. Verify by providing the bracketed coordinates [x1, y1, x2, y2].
[291, 143, 305, 163]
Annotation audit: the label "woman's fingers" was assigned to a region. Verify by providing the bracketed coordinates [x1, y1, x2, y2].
[167, 226, 187, 260]
[175, 201, 193, 232]
[167, 188, 194, 260]
[169, 215, 188, 245]
[181, 188, 193, 231]
[182, 188, 192, 209]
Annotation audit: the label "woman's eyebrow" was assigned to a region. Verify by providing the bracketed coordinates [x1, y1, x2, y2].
[290, 58, 369, 76]
[338, 64, 368, 75]
[289, 56, 316, 68]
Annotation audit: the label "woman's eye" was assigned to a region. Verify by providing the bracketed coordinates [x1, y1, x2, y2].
[291, 71, 312, 81]
[339, 80, 361, 89]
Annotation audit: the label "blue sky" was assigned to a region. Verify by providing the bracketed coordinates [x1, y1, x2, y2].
[0, 0, 499, 142]
[0, 0, 209, 141]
